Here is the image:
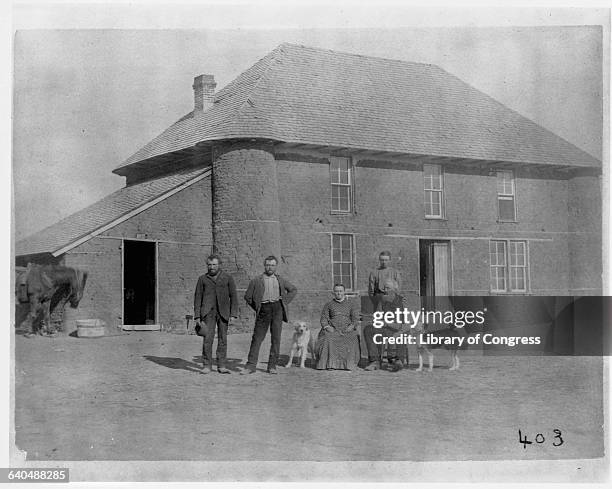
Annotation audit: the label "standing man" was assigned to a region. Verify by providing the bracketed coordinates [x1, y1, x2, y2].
[241, 256, 297, 374]
[194, 254, 238, 374]
[368, 250, 402, 312]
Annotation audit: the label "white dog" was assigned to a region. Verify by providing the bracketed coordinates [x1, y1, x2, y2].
[285, 321, 315, 368]
[415, 322, 464, 372]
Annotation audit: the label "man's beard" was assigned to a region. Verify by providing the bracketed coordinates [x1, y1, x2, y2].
[381, 293, 396, 303]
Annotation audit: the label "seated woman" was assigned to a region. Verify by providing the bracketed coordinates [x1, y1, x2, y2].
[315, 284, 361, 370]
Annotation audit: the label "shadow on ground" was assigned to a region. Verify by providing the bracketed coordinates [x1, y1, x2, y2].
[144, 355, 203, 373]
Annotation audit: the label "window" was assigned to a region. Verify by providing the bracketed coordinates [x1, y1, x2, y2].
[331, 234, 354, 290]
[489, 240, 528, 292]
[330, 156, 352, 213]
[489, 241, 507, 292]
[423, 164, 444, 218]
[497, 170, 516, 221]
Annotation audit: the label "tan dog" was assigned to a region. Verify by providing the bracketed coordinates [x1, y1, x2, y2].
[285, 321, 315, 368]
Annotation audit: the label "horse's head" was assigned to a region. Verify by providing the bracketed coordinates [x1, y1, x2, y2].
[15, 264, 34, 303]
[15, 271, 29, 303]
[69, 269, 88, 308]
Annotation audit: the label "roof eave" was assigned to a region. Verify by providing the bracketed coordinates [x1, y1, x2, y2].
[113, 136, 286, 175]
[117, 134, 602, 173]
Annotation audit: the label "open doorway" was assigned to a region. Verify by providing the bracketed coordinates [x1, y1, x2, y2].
[123, 240, 156, 325]
[419, 239, 452, 311]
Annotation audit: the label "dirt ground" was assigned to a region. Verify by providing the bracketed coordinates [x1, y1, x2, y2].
[14, 327, 604, 464]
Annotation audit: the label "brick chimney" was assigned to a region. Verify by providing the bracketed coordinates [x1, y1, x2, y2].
[192, 74, 216, 112]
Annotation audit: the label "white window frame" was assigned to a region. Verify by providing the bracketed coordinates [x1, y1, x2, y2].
[423, 163, 445, 219]
[496, 170, 517, 222]
[331, 233, 355, 291]
[330, 156, 353, 214]
[489, 240, 507, 292]
[489, 239, 529, 293]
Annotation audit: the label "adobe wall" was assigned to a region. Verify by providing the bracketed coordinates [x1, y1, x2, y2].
[62, 175, 213, 332]
[567, 173, 603, 295]
[270, 147, 582, 322]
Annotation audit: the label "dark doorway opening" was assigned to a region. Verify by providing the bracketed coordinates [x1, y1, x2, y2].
[123, 240, 156, 325]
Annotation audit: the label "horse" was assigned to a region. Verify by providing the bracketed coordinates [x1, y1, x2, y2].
[15, 263, 88, 336]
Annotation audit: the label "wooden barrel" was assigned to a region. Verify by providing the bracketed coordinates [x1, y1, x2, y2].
[76, 319, 106, 338]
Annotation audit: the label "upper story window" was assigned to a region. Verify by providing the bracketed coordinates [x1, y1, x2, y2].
[497, 170, 516, 221]
[330, 156, 352, 213]
[423, 163, 444, 218]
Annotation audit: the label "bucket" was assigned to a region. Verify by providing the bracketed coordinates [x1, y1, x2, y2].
[76, 319, 106, 338]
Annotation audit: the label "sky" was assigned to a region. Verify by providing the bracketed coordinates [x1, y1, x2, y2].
[10, 6, 607, 243]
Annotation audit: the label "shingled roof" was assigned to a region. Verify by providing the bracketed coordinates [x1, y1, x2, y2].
[115, 43, 600, 174]
[16, 167, 210, 257]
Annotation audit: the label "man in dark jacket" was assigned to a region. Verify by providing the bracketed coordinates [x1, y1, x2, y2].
[241, 255, 297, 375]
[194, 254, 238, 374]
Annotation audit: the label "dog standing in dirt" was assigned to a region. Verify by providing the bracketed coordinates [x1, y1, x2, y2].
[285, 321, 315, 368]
[414, 321, 466, 372]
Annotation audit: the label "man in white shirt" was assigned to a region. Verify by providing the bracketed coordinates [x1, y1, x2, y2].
[242, 256, 297, 374]
[368, 250, 402, 311]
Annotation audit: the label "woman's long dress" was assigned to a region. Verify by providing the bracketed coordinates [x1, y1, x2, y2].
[315, 298, 361, 370]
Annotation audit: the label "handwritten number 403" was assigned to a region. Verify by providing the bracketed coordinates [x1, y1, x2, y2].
[519, 429, 563, 449]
